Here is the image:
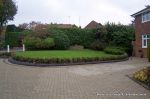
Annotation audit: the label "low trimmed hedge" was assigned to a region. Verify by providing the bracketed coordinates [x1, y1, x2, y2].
[12, 53, 128, 64]
[104, 47, 125, 55]
[0, 52, 12, 58]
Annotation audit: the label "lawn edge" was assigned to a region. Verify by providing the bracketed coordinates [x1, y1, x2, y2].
[8, 57, 129, 67]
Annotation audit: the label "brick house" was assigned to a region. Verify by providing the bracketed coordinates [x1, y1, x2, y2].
[85, 20, 102, 29]
[131, 6, 150, 57]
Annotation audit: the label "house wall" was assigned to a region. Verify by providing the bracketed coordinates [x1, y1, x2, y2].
[134, 15, 150, 57]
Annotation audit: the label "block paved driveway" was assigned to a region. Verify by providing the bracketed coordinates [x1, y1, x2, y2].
[0, 57, 150, 99]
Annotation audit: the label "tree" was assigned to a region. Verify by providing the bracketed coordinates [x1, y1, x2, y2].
[0, 0, 2, 6]
[0, 0, 17, 40]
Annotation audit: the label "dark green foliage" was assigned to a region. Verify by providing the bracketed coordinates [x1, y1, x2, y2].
[0, 52, 11, 57]
[42, 38, 55, 49]
[0, 40, 4, 49]
[5, 32, 21, 47]
[50, 28, 95, 48]
[105, 22, 135, 55]
[51, 30, 70, 50]
[23, 36, 55, 50]
[93, 26, 107, 43]
[148, 44, 150, 62]
[91, 40, 105, 51]
[5, 30, 32, 47]
[6, 24, 24, 32]
[23, 36, 41, 50]
[104, 47, 125, 55]
[0, 0, 17, 39]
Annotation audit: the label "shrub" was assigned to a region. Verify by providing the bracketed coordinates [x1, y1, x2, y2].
[42, 38, 55, 49]
[49, 28, 95, 48]
[90, 40, 105, 51]
[52, 31, 70, 50]
[104, 23, 135, 55]
[23, 36, 41, 50]
[104, 47, 125, 55]
[5, 30, 32, 47]
[0, 52, 11, 57]
[133, 67, 150, 86]
[23, 36, 55, 50]
[134, 68, 148, 82]
[69, 45, 84, 50]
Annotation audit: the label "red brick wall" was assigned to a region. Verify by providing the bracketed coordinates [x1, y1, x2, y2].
[134, 15, 150, 57]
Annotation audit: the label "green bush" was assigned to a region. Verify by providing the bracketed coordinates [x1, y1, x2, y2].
[49, 28, 95, 48]
[91, 40, 105, 51]
[42, 38, 55, 49]
[52, 31, 70, 50]
[0, 52, 11, 57]
[105, 23, 135, 55]
[104, 47, 125, 55]
[23, 36, 41, 50]
[23, 36, 55, 50]
[5, 30, 32, 47]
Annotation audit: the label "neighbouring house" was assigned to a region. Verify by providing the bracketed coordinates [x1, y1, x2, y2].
[131, 6, 150, 57]
[50, 24, 76, 29]
[85, 20, 102, 29]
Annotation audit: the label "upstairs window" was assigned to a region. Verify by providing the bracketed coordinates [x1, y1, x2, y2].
[142, 11, 150, 23]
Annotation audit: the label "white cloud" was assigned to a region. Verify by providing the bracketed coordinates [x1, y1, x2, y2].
[9, 0, 149, 28]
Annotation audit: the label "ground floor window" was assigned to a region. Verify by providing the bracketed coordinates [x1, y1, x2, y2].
[142, 34, 150, 48]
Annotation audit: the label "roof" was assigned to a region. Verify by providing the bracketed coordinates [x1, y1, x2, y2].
[84, 20, 102, 29]
[54, 24, 75, 28]
[131, 6, 150, 17]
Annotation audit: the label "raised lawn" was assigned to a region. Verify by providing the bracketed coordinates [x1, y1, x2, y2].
[14, 50, 118, 59]
[12, 50, 128, 64]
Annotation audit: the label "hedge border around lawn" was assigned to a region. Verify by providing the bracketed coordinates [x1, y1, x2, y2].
[0, 52, 12, 58]
[9, 54, 129, 66]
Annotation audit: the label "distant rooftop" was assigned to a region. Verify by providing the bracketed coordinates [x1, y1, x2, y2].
[84, 20, 102, 29]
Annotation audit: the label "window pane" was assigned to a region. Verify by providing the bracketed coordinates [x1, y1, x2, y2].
[148, 12, 150, 20]
[143, 12, 150, 22]
[147, 35, 150, 38]
[143, 35, 147, 38]
[144, 39, 147, 46]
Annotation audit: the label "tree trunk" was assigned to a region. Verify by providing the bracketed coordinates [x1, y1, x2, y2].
[0, 26, 6, 41]
[0, 26, 3, 40]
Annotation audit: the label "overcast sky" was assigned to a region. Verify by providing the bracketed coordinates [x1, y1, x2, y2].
[9, 0, 150, 28]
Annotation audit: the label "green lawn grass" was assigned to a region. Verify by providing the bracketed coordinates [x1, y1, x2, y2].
[14, 50, 117, 59]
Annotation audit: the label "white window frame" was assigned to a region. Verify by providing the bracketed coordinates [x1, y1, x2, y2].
[142, 12, 150, 23]
[142, 34, 150, 48]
